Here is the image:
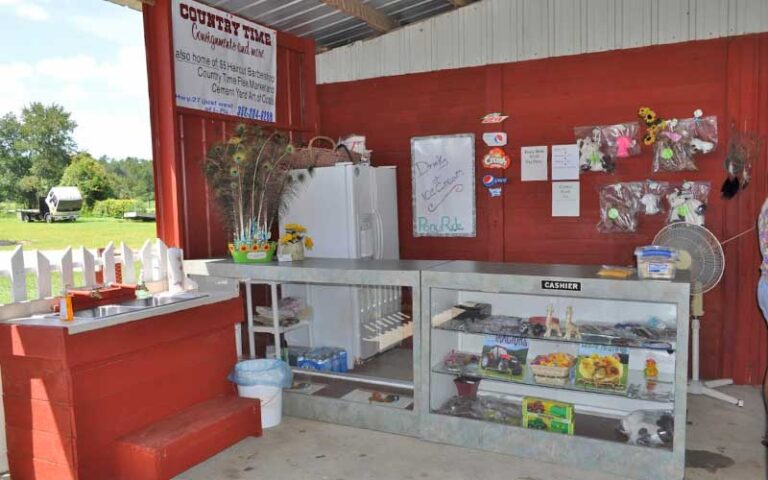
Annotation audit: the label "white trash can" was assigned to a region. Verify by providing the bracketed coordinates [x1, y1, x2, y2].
[237, 384, 283, 428]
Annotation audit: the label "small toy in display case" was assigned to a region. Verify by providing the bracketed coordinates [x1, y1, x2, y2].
[523, 397, 575, 421]
[597, 183, 641, 233]
[602, 122, 641, 160]
[454, 302, 492, 320]
[666, 181, 710, 226]
[479, 336, 528, 380]
[520, 316, 549, 337]
[618, 409, 674, 448]
[562, 306, 581, 340]
[543, 304, 562, 337]
[442, 350, 480, 373]
[575, 126, 612, 172]
[530, 352, 575, 386]
[644, 357, 659, 379]
[436, 395, 522, 426]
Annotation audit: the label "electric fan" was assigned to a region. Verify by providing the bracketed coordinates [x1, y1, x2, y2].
[653, 223, 743, 406]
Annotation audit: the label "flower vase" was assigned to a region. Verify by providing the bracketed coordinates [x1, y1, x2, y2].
[278, 241, 305, 261]
[229, 242, 276, 264]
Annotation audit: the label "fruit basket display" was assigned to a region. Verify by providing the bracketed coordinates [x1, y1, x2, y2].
[530, 353, 575, 386]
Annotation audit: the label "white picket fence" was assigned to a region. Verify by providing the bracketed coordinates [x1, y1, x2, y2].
[0, 239, 170, 305]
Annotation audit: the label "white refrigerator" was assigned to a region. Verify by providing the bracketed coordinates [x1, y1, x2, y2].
[279, 164, 408, 369]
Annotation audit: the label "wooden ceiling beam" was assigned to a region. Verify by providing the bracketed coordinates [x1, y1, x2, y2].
[104, 0, 155, 12]
[447, 0, 473, 7]
[319, 0, 396, 33]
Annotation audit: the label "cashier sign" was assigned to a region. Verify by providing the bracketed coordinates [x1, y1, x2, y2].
[172, 0, 277, 122]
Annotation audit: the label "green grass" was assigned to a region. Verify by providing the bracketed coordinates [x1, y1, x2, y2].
[0, 216, 156, 304]
[0, 216, 156, 251]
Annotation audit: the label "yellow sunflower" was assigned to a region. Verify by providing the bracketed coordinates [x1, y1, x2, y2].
[279, 233, 294, 244]
[304, 236, 314, 250]
[239, 244, 248, 252]
[285, 223, 307, 233]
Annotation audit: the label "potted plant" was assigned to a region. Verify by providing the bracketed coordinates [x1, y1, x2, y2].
[204, 124, 305, 263]
[278, 223, 313, 261]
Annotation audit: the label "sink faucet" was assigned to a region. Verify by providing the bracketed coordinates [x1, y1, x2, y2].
[89, 289, 103, 300]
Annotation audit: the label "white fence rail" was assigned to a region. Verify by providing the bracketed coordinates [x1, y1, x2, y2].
[0, 239, 170, 305]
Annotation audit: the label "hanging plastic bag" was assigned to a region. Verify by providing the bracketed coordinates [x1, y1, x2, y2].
[640, 180, 671, 215]
[597, 183, 641, 233]
[652, 120, 696, 172]
[666, 181, 710, 226]
[602, 122, 641, 160]
[229, 359, 293, 388]
[679, 111, 718, 155]
[575, 126, 612, 173]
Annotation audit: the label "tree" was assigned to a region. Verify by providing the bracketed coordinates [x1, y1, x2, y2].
[100, 156, 155, 201]
[0, 113, 27, 203]
[20, 103, 77, 192]
[60, 152, 115, 208]
[0, 103, 77, 206]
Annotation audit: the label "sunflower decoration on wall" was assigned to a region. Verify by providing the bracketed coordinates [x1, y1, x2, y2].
[204, 124, 308, 262]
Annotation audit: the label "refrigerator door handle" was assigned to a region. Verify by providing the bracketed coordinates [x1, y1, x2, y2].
[373, 210, 384, 259]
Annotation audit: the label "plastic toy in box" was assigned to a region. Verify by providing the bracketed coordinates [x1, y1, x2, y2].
[575, 348, 629, 392]
[523, 397, 574, 422]
[523, 412, 574, 435]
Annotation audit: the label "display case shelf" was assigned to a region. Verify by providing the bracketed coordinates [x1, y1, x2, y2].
[433, 321, 676, 352]
[432, 363, 674, 404]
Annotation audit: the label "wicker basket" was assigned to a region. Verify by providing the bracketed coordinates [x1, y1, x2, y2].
[533, 375, 570, 386]
[530, 364, 571, 378]
[292, 136, 361, 168]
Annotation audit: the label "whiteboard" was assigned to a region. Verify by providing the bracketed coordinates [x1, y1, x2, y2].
[411, 134, 476, 237]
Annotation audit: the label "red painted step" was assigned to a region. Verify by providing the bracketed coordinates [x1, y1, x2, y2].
[113, 395, 262, 480]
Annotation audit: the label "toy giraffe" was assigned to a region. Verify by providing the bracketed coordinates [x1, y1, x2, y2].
[563, 306, 581, 340]
[544, 304, 561, 337]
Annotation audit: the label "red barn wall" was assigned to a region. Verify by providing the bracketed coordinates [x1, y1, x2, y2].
[143, 0, 318, 259]
[317, 34, 768, 385]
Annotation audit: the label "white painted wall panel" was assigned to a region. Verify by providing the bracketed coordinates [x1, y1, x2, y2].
[317, 0, 768, 84]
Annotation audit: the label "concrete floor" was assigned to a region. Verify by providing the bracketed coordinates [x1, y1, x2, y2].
[177, 385, 764, 480]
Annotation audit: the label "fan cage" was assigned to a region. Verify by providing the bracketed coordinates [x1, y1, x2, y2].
[652, 223, 724, 294]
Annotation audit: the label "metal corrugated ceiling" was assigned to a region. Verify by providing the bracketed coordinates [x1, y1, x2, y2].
[198, 0, 460, 50]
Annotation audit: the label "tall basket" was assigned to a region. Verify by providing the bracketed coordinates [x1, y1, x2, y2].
[292, 136, 360, 168]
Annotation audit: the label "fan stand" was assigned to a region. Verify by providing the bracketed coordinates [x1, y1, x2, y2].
[688, 293, 744, 407]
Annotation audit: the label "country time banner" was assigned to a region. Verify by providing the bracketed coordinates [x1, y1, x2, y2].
[172, 0, 277, 122]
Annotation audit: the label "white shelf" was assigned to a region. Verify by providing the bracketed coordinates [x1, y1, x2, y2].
[253, 319, 310, 334]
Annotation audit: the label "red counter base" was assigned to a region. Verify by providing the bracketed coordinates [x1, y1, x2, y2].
[0, 297, 261, 480]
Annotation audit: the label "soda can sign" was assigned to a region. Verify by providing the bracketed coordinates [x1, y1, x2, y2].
[483, 132, 507, 147]
[487, 187, 502, 197]
[481, 112, 509, 124]
[482, 148, 510, 169]
[482, 175, 508, 187]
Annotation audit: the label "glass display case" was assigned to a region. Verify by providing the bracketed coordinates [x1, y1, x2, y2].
[420, 262, 690, 480]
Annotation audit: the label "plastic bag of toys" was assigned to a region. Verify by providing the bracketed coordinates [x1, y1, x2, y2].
[666, 181, 711, 226]
[678, 110, 718, 155]
[601, 122, 641, 160]
[639, 180, 671, 215]
[575, 126, 612, 173]
[652, 120, 697, 172]
[597, 183, 642, 233]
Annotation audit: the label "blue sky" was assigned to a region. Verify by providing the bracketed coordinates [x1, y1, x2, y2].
[0, 0, 152, 159]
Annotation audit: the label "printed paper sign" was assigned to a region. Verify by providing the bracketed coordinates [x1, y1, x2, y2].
[521, 146, 548, 181]
[551, 144, 580, 181]
[552, 181, 580, 217]
[172, 0, 277, 122]
[411, 134, 476, 237]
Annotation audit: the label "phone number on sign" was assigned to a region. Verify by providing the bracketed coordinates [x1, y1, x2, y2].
[236, 106, 274, 122]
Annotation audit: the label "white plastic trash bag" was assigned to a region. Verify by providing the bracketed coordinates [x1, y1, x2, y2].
[229, 359, 292, 388]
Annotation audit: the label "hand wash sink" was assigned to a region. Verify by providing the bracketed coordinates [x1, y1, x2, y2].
[73, 305, 140, 319]
[118, 293, 207, 308]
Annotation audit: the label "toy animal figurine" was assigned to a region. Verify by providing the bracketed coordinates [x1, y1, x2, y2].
[562, 306, 581, 340]
[618, 410, 674, 447]
[690, 137, 715, 154]
[544, 304, 561, 338]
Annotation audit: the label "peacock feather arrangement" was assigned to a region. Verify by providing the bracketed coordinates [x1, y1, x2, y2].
[204, 124, 308, 258]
